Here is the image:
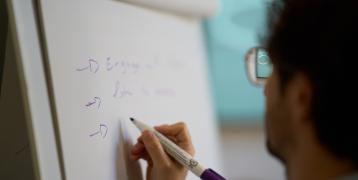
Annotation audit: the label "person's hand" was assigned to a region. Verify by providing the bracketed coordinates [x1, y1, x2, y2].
[130, 122, 195, 180]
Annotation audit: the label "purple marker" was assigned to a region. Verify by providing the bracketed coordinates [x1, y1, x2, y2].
[130, 117, 226, 180]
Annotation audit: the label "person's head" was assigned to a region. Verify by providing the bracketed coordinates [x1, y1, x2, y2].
[264, 0, 358, 167]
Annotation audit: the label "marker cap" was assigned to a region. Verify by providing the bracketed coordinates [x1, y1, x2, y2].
[200, 168, 226, 180]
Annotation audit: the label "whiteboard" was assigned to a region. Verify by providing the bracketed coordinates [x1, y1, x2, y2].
[36, 0, 222, 179]
[7, 0, 62, 179]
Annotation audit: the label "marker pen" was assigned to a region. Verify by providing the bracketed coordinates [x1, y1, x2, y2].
[130, 117, 225, 180]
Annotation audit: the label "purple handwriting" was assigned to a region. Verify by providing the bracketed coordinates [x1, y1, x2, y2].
[113, 81, 133, 98]
[102, 56, 142, 74]
[76, 57, 175, 75]
[85, 97, 101, 109]
[106, 57, 119, 71]
[89, 123, 108, 138]
[118, 61, 140, 74]
[76, 59, 100, 73]
[76, 56, 180, 139]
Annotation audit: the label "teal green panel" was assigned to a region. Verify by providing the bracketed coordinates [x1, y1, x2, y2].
[205, 0, 268, 123]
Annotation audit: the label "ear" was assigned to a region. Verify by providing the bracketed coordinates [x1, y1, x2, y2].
[286, 73, 313, 125]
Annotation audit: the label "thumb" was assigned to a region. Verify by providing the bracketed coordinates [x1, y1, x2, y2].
[141, 130, 171, 166]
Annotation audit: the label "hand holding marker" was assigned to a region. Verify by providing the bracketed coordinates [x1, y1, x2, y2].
[130, 117, 225, 180]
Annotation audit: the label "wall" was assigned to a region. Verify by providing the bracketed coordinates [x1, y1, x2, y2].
[219, 127, 285, 180]
[205, 0, 269, 123]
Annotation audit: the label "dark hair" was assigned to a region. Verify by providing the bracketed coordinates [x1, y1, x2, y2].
[266, 0, 358, 166]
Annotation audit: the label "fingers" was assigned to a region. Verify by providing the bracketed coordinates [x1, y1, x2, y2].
[155, 122, 195, 156]
[130, 141, 145, 160]
[131, 136, 150, 162]
[131, 150, 152, 165]
[154, 122, 191, 143]
[141, 130, 171, 166]
[131, 121, 195, 166]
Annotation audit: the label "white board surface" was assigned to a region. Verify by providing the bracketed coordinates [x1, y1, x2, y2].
[37, 0, 222, 179]
[119, 0, 218, 17]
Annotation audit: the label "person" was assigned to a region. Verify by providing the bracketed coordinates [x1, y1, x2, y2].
[130, 0, 358, 179]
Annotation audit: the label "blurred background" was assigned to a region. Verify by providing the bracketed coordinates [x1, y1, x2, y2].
[204, 0, 285, 179]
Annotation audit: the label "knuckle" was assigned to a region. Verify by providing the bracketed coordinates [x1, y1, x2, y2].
[177, 121, 187, 130]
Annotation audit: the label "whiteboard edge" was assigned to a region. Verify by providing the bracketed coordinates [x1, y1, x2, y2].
[6, 0, 63, 179]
